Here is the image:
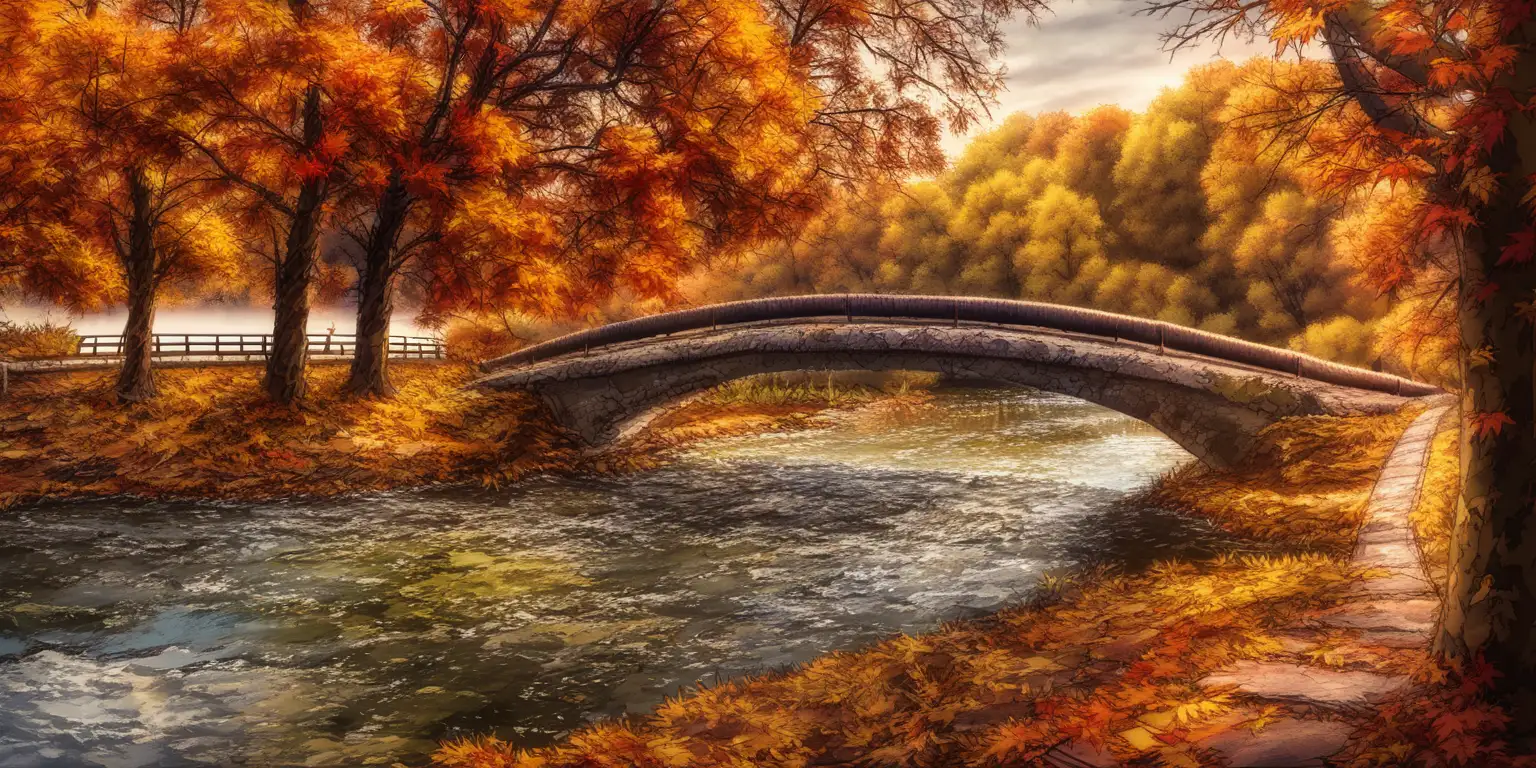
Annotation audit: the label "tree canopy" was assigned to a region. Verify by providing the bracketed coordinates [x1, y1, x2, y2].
[1, 0, 1045, 397]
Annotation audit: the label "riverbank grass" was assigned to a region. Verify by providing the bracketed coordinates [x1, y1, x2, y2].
[436, 406, 1527, 767]
[597, 372, 937, 470]
[0, 363, 578, 507]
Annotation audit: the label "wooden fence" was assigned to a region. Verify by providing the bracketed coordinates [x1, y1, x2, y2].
[73, 333, 445, 360]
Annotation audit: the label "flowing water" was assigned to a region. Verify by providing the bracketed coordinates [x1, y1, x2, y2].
[0, 387, 1226, 767]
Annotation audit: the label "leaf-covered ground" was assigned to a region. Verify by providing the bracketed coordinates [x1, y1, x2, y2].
[0, 363, 581, 508]
[435, 408, 1533, 768]
[1149, 409, 1420, 553]
[0, 365, 924, 507]
[1408, 416, 1460, 594]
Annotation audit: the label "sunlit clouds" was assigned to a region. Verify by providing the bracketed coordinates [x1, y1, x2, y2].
[946, 0, 1272, 154]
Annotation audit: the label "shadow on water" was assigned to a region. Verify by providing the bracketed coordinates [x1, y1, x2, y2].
[0, 386, 1225, 767]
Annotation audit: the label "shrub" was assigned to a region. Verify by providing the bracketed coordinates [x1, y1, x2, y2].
[0, 320, 79, 358]
[443, 319, 521, 364]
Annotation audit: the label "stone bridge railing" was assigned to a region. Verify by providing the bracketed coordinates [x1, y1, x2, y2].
[482, 294, 1438, 397]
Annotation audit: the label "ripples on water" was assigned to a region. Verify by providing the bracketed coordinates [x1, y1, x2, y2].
[0, 388, 1223, 767]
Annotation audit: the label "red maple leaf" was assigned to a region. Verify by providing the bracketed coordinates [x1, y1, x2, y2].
[315, 130, 351, 163]
[1422, 204, 1477, 235]
[292, 154, 329, 182]
[1464, 654, 1504, 691]
[1497, 231, 1535, 266]
[1469, 411, 1515, 440]
[1467, 105, 1509, 149]
[1473, 281, 1502, 304]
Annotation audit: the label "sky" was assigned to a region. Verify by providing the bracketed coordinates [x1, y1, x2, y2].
[942, 0, 1273, 154]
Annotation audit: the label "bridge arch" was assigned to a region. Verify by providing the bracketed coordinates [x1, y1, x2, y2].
[475, 297, 1436, 469]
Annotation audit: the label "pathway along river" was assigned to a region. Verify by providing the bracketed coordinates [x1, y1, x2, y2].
[0, 387, 1234, 767]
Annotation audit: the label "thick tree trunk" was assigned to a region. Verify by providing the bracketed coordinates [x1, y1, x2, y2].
[344, 176, 411, 398]
[264, 85, 329, 405]
[1435, 117, 1536, 727]
[345, 259, 398, 397]
[115, 166, 158, 403]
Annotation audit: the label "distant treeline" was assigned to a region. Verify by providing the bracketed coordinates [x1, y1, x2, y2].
[680, 59, 1455, 385]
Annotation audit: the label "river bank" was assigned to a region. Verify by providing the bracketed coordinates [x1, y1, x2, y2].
[436, 403, 1528, 768]
[0, 365, 927, 509]
[0, 363, 574, 509]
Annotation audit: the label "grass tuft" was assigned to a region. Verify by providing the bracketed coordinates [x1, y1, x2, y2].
[1410, 413, 1459, 595]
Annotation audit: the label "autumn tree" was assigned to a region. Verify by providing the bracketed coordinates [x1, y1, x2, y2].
[334, 0, 1048, 397]
[174, 0, 380, 404]
[692, 64, 1365, 347]
[8, 0, 242, 401]
[1151, 0, 1536, 720]
[0, 5, 124, 315]
[1014, 184, 1110, 302]
[1111, 73, 1231, 268]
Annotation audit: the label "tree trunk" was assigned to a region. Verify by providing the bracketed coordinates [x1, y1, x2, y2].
[344, 175, 411, 398]
[115, 166, 158, 403]
[264, 85, 329, 405]
[1434, 108, 1536, 728]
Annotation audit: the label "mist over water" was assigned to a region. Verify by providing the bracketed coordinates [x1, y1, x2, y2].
[0, 388, 1221, 767]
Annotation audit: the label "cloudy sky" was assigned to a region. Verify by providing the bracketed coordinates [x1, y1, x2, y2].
[942, 0, 1273, 154]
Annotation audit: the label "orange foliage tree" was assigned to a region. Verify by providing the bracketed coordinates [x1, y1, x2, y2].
[172, 0, 387, 404]
[5, 0, 242, 401]
[1150, 0, 1536, 721]
[332, 0, 1047, 397]
[0, 5, 123, 316]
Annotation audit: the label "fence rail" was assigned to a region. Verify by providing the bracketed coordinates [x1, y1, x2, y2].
[73, 334, 445, 360]
[481, 294, 1440, 398]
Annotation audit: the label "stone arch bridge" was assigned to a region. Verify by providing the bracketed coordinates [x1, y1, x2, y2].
[474, 295, 1440, 468]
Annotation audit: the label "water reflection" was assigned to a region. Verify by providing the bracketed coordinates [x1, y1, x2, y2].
[0, 388, 1215, 767]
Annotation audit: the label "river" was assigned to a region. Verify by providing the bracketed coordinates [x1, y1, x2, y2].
[0, 387, 1224, 767]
